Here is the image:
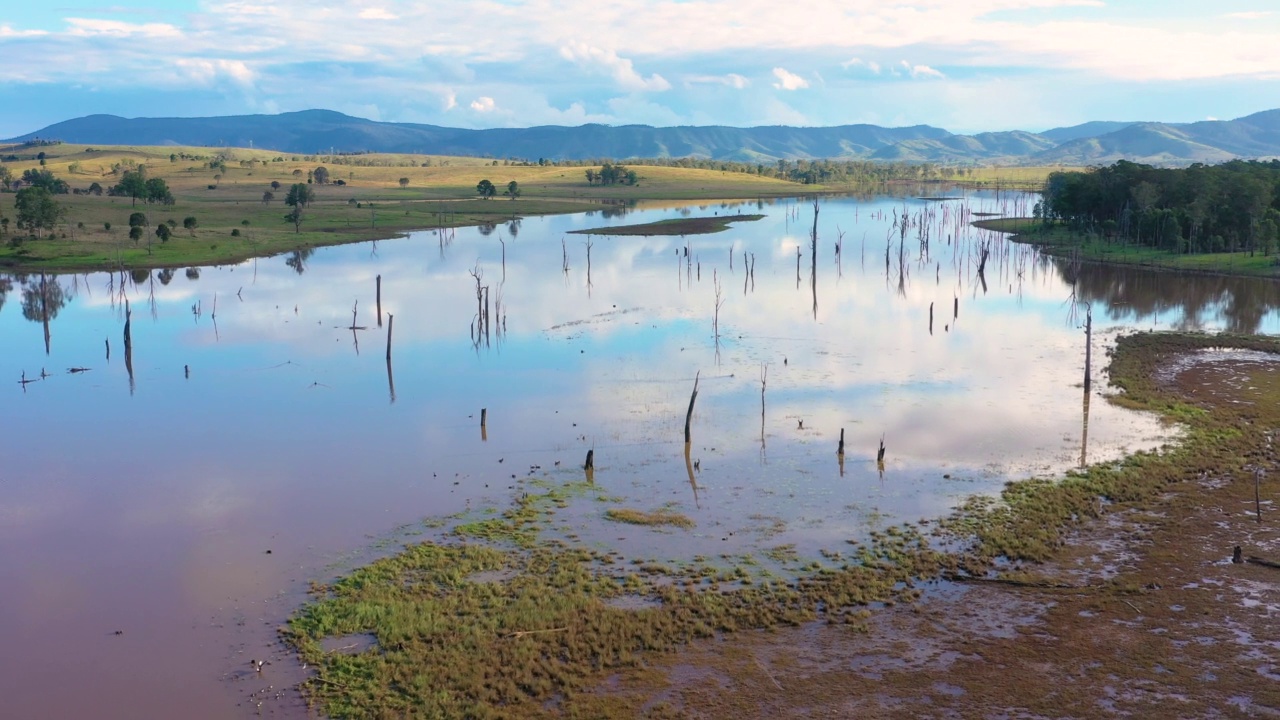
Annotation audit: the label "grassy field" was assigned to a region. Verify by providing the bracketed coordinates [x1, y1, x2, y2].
[0, 144, 815, 272]
[955, 165, 1069, 190]
[977, 217, 1280, 277]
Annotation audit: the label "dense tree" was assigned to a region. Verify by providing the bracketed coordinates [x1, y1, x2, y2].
[284, 183, 315, 233]
[506, 180, 520, 200]
[476, 179, 496, 199]
[14, 187, 64, 237]
[1042, 159, 1280, 256]
[183, 216, 198, 235]
[584, 163, 638, 186]
[155, 223, 171, 243]
[21, 168, 69, 194]
[313, 166, 330, 184]
[0, 165, 12, 191]
[129, 226, 143, 243]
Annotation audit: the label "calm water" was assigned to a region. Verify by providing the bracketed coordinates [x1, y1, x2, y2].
[3, 191, 1277, 718]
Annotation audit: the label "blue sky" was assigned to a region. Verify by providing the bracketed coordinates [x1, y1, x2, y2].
[2, 0, 1278, 138]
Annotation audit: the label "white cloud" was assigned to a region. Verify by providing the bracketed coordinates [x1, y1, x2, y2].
[358, 8, 399, 20]
[771, 67, 809, 90]
[842, 57, 882, 74]
[173, 59, 256, 88]
[442, 90, 458, 111]
[0, 25, 48, 38]
[559, 41, 671, 91]
[65, 18, 182, 38]
[1224, 11, 1272, 19]
[684, 73, 749, 89]
[901, 60, 945, 79]
[470, 96, 496, 112]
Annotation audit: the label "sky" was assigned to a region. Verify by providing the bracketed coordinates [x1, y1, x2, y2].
[1, 0, 1279, 138]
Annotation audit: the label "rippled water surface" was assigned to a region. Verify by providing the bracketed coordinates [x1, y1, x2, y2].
[4, 190, 1277, 717]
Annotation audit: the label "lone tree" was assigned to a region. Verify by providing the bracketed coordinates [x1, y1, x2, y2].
[398, 177, 409, 188]
[284, 182, 315, 233]
[262, 190, 274, 205]
[155, 223, 171, 243]
[313, 166, 330, 184]
[144, 177, 174, 204]
[183, 216, 198, 236]
[476, 179, 496, 199]
[114, 169, 148, 206]
[506, 180, 520, 200]
[14, 187, 64, 238]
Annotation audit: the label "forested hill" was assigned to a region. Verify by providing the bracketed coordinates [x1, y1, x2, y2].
[8, 108, 1280, 165]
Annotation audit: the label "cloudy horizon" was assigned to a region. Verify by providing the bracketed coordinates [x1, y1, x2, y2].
[2, 0, 1278, 138]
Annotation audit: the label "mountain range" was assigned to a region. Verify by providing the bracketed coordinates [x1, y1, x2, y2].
[9, 109, 1280, 166]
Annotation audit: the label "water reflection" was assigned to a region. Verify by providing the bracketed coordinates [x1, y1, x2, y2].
[1064, 259, 1280, 334]
[0, 189, 1260, 719]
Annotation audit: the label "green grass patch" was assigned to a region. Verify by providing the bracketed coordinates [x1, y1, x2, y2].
[604, 508, 696, 529]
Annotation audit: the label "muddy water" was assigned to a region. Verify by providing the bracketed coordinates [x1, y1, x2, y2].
[0, 191, 1272, 718]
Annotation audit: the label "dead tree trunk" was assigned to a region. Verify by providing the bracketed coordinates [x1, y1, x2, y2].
[684, 371, 700, 444]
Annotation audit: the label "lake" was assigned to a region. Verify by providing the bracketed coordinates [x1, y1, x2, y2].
[3, 190, 1276, 718]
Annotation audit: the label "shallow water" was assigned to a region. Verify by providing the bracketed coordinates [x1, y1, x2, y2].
[2, 190, 1276, 717]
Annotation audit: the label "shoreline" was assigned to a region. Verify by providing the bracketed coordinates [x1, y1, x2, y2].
[977, 217, 1280, 279]
[285, 331, 1280, 717]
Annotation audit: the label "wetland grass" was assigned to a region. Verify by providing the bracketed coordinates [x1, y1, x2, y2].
[288, 332, 1280, 717]
[604, 508, 696, 529]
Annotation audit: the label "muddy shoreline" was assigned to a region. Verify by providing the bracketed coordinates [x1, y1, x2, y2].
[287, 333, 1280, 717]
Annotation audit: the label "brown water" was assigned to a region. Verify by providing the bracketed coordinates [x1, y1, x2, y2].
[2, 191, 1270, 718]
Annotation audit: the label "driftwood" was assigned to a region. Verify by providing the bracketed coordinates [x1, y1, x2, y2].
[943, 573, 1081, 590]
[1246, 555, 1280, 570]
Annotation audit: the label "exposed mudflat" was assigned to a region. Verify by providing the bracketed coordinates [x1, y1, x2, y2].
[592, 344, 1280, 718]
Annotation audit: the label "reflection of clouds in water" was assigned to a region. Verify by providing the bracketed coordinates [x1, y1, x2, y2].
[0, 194, 1238, 536]
[0, 192, 1240, 714]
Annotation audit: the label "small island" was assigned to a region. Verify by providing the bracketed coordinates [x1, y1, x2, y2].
[568, 213, 765, 236]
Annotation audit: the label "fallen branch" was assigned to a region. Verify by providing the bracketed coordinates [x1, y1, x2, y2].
[943, 573, 1081, 590]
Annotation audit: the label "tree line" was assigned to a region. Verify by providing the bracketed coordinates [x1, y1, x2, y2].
[1041, 160, 1280, 256]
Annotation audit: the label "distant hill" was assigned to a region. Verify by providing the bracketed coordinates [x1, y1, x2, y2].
[1038, 121, 1137, 145]
[8, 108, 1280, 166]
